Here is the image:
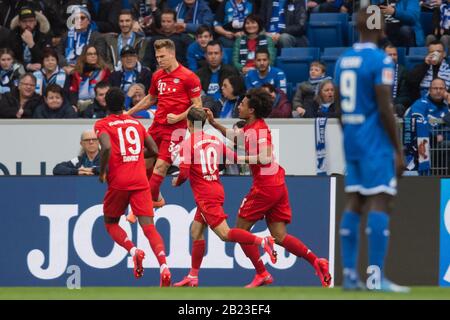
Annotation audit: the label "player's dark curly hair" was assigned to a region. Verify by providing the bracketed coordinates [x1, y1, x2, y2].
[245, 88, 273, 119]
[105, 87, 125, 113]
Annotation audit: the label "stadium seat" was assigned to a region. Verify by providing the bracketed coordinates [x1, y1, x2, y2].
[320, 47, 349, 78]
[276, 48, 320, 84]
[405, 47, 428, 70]
[396, 47, 406, 67]
[307, 13, 349, 49]
[286, 82, 293, 101]
[223, 47, 232, 65]
[420, 12, 433, 40]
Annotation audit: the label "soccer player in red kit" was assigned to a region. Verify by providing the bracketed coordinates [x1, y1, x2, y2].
[170, 108, 277, 287]
[95, 87, 172, 287]
[206, 88, 332, 288]
[127, 39, 202, 220]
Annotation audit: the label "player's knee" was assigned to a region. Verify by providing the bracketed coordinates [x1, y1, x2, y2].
[190, 228, 204, 241]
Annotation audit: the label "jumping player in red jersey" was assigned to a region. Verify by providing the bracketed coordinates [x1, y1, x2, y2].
[206, 88, 332, 288]
[95, 88, 172, 287]
[170, 108, 277, 287]
[126, 39, 202, 221]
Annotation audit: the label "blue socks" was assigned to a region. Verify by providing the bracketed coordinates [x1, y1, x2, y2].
[366, 211, 390, 272]
[340, 211, 360, 275]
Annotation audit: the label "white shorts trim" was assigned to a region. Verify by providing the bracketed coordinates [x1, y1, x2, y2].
[345, 184, 397, 196]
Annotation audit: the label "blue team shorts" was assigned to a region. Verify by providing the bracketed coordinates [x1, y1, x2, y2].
[345, 153, 397, 196]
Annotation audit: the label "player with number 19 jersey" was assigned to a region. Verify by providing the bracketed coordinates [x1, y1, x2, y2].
[94, 113, 149, 191]
[335, 43, 396, 195]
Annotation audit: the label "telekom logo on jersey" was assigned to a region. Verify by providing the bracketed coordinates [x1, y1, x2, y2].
[27, 204, 296, 280]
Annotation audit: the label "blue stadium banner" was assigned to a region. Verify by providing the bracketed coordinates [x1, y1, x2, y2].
[440, 179, 450, 287]
[0, 176, 335, 287]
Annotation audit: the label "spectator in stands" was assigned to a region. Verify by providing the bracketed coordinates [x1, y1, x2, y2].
[384, 43, 411, 117]
[261, 83, 292, 118]
[106, 10, 148, 70]
[403, 77, 450, 175]
[379, 0, 425, 47]
[0, 73, 42, 118]
[0, 48, 25, 94]
[81, 80, 109, 118]
[196, 40, 240, 101]
[420, 0, 442, 12]
[33, 48, 70, 97]
[9, 6, 52, 72]
[245, 48, 287, 93]
[174, 0, 214, 37]
[303, 79, 338, 118]
[0, 0, 28, 28]
[53, 129, 100, 176]
[131, 0, 168, 35]
[232, 14, 276, 75]
[33, 84, 77, 118]
[213, 0, 253, 48]
[109, 45, 152, 93]
[408, 40, 450, 101]
[218, 75, 245, 118]
[69, 44, 111, 112]
[292, 60, 331, 118]
[125, 83, 156, 118]
[63, 1, 122, 33]
[259, 0, 308, 48]
[187, 25, 213, 71]
[58, 5, 108, 74]
[142, 8, 192, 71]
[427, 1, 450, 49]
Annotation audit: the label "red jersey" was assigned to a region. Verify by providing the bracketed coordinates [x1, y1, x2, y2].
[94, 114, 149, 190]
[243, 118, 285, 187]
[178, 132, 236, 203]
[149, 64, 201, 129]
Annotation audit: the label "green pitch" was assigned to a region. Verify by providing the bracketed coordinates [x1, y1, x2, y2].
[0, 287, 449, 300]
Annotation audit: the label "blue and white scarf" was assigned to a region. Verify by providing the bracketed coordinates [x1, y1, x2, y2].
[392, 64, 399, 99]
[34, 67, 67, 95]
[79, 69, 102, 100]
[268, 0, 286, 33]
[229, 0, 247, 29]
[440, 4, 450, 30]
[65, 27, 93, 65]
[176, 0, 199, 24]
[309, 75, 332, 95]
[22, 43, 32, 65]
[120, 62, 142, 93]
[117, 32, 136, 59]
[139, 0, 152, 17]
[0, 67, 15, 94]
[315, 111, 328, 176]
[420, 60, 450, 96]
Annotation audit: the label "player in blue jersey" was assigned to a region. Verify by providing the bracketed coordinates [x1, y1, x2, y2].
[334, 8, 410, 293]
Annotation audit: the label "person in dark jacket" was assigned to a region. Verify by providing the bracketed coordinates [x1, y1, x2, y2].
[261, 83, 292, 118]
[259, 0, 308, 48]
[81, 80, 109, 118]
[9, 6, 52, 72]
[33, 84, 78, 118]
[196, 40, 240, 100]
[304, 79, 339, 118]
[109, 45, 152, 93]
[0, 73, 42, 118]
[53, 129, 100, 175]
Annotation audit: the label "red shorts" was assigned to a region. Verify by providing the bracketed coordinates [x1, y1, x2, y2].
[238, 184, 292, 224]
[194, 200, 228, 229]
[148, 122, 185, 164]
[103, 188, 154, 218]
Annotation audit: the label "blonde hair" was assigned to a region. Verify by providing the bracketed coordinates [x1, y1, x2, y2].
[154, 39, 176, 52]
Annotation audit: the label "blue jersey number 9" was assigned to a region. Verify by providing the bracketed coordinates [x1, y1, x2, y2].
[340, 70, 357, 113]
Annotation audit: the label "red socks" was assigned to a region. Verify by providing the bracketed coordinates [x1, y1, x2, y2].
[240, 244, 266, 275]
[105, 223, 134, 253]
[150, 173, 164, 201]
[190, 240, 205, 277]
[227, 228, 262, 245]
[141, 224, 167, 266]
[281, 234, 317, 266]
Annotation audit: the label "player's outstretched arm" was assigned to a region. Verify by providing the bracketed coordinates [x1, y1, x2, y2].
[375, 84, 405, 177]
[167, 98, 203, 124]
[204, 108, 240, 146]
[127, 94, 157, 116]
[98, 133, 111, 183]
[143, 135, 158, 159]
[237, 144, 273, 165]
